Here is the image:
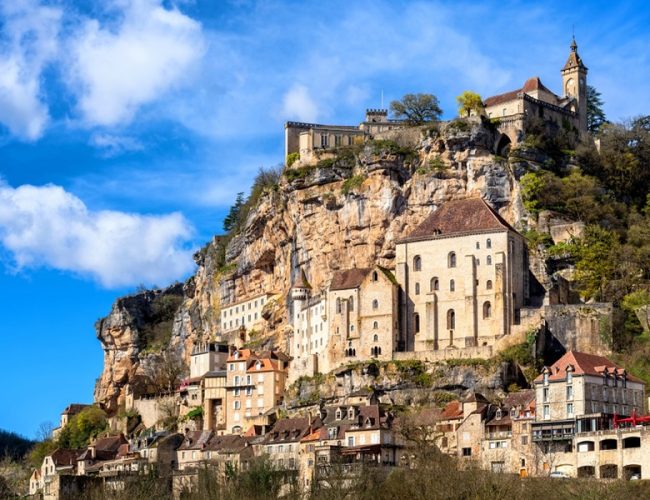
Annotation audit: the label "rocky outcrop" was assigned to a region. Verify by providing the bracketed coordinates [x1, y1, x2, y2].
[94, 117, 532, 411]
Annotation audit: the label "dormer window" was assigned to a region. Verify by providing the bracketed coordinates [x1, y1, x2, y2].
[566, 367, 573, 384]
[234, 351, 239, 360]
[256, 361, 262, 370]
[543, 371, 549, 386]
[348, 408, 355, 419]
[495, 409, 502, 420]
[510, 408, 516, 418]
[335, 409, 342, 420]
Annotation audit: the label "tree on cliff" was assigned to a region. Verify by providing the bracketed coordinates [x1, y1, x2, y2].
[223, 192, 245, 232]
[144, 350, 186, 395]
[586, 85, 607, 133]
[456, 91, 484, 117]
[390, 93, 442, 125]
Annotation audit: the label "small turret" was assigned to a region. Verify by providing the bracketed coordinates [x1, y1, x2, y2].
[291, 270, 311, 302]
[365, 109, 388, 123]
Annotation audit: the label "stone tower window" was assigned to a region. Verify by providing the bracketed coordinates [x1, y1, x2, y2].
[372, 271, 378, 281]
[336, 298, 342, 314]
[450, 279, 455, 292]
[413, 255, 422, 271]
[476, 242, 480, 249]
[415, 283, 420, 295]
[448, 252, 456, 268]
[373, 321, 378, 329]
[486, 238, 492, 249]
[487, 255, 492, 266]
[486, 280, 493, 290]
[414, 313, 420, 333]
[483, 301, 492, 319]
[447, 309, 455, 330]
[431, 277, 439, 291]
[373, 334, 379, 342]
[349, 297, 354, 312]
[372, 300, 379, 310]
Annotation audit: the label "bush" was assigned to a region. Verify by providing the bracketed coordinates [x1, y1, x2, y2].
[341, 175, 366, 195]
[286, 152, 300, 167]
[284, 165, 316, 182]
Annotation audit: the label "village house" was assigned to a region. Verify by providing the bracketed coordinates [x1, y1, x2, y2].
[176, 430, 213, 471]
[32, 448, 83, 498]
[51, 403, 90, 439]
[396, 198, 529, 355]
[225, 348, 290, 434]
[203, 434, 256, 475]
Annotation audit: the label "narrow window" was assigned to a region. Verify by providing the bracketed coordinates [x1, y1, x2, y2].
[486, 280, 493, 290]
[336, 298, 341, 314]
[413, 255, 422, 271]
[431, 277, 439, 291]
[373, 334, 379, 342]
[486, 238, 492, 249]
[487, 255, 492, 266]
[373, 321, 378, 329]
[349, 297, 354, 312]
[476, 242, 480, 249]
[448, 252, 456, 268]
[372, 299, 379, 310]
[483, 301, 492, 319]
[414, 313, 420, 333]
[447, 309, 455, 330]
[372, 271, 378, 281]
[450, 279, 455, 292]
[415, 283, 420, 295]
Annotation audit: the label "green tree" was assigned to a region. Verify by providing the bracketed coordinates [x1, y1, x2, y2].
[57, 406, 107, 449]
[586, 85, 607, 133]
[390, 93, 442, 125]
[223, 192, 245, 232]
[574, 225, 619, 301]
[456, 91, 484, 117]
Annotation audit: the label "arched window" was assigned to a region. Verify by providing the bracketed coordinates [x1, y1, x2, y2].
[448, 252, 456, 268]
[486, 238, 492, 249]
[414, 313, 420, 333]
[413, 255, 422, 271]
[349, 296, 354, 312]
[372, 271, 378, 281]
[447, 309, 455, 330]
[486, 255, 492, 266]
[415, 283, 420, 295]
[483, 301, 492, 319]
[450, 279, 455, 292]
[373, 334, 378, 342]
[372, 299, 379, 310]
[373, 321, 378, 329]
[486, 280, 493, 290]
[431, 277, 439, 291]
[336, 298, 342, 314]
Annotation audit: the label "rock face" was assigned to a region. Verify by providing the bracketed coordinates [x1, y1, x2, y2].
[94, 118, 532, 412]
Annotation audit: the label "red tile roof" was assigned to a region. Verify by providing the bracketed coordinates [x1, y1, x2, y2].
[534, 351, 644, 384]
[401, 198, 516, 242]
[484, 76, 557, 107]
[50, 449, 84, 466]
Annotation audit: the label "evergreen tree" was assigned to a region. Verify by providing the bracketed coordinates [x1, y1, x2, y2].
[586, 85, 607, 133]
[223, 192, 245, 232]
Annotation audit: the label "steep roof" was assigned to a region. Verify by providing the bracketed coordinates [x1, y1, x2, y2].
[534, 351, 644, 384]
[401, 198, 516, 242]
[562, 39, 587, 71]
[50, 449, 84, 466]
[484, 76, 557, 107]
[330, 268, 372, 291]
[62, 404, 90, 416]
[178, 430, 213, 451]
[503, 389, 535, 409]
[264, 417, 316, 444]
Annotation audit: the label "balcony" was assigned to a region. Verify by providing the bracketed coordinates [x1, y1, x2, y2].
[486, 431, 512, 440]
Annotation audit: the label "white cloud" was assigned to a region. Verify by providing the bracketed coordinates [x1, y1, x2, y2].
[67, 0, 205, 126]
[281, 84, 319, 123]
[0, 1, 61, 140]
[0, 180, 196, 288]
[89, 132, 145, 157]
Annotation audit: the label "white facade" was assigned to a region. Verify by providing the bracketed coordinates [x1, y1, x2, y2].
[220, 293, 272, 333]
[289, 287, 329, 381]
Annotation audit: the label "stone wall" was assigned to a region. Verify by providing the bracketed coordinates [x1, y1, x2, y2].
[131, 395, 176, 429]
[539, 304, 613, 362]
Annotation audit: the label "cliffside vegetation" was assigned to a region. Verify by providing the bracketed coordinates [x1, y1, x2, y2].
[28, 406, 108, 468]
[519, 115, 650, 381]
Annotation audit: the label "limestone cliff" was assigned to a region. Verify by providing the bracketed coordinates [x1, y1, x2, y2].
[94, 117, 535, 412]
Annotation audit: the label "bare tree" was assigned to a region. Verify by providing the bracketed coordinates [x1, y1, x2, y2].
[144, 349, 187, 396]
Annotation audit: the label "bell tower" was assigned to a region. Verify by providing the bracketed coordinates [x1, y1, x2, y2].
[561, 37, 588, 133]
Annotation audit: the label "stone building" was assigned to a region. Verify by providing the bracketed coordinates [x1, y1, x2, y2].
[225, 348, 290, 434]
[284, 109, 404, 163]
[288, 273, 329, 382]
[219, 293, 274, 336]
[396, 198, 528, 354]
[326, 267, 399, 369]
[484, 38, 588, 144]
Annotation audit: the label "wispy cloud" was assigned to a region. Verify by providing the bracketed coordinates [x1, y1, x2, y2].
[0, 179, 196, 288]
[89, 132, 145, 157]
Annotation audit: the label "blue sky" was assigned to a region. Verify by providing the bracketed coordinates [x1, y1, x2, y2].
[0, 0, 649, 438]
